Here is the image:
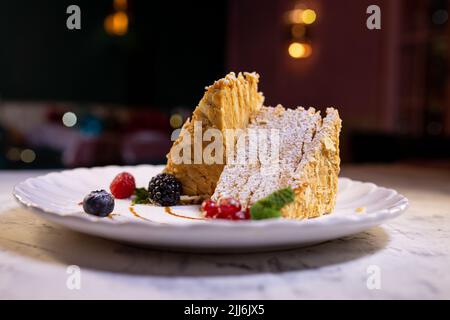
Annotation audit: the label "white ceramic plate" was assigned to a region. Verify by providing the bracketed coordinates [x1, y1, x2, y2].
[13, 165, 408, 252]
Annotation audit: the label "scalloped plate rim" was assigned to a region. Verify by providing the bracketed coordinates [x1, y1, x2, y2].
[12, 165, 409, 250]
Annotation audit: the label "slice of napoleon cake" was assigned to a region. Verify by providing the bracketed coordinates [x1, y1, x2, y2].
[165, 72, 341, 219]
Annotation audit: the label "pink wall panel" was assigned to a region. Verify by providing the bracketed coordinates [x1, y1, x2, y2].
[227, 0, 390, 131]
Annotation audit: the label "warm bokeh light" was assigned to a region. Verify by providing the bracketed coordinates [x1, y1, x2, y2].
[288, 42, 312, 58]
[104, 11, 129, 36]
[302, 9, 317, 24]
[303, 43, 312, 57]
[62, 112, 77, 127]
[114, 0, 127, 11]
[170, 114, 183, 128]
[20, 149, 36, 163]
[289, 42, 305, 58]
[288, 9, 304, 24]
[291, 24, 306, 38]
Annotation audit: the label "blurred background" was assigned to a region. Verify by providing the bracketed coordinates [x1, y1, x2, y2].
[0, 0, 449, 169]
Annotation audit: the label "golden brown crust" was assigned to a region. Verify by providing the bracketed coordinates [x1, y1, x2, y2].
[165, 72, 264, 196]
[281, 108, 342, 219]
[165, 72, 341, 219]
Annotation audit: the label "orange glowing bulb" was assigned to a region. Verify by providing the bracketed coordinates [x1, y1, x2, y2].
[288, 42, 312, 59]
[302, 9, 317, 24]
[104, 11, 129, 36]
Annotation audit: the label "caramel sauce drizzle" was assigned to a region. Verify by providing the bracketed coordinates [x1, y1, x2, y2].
[124, 205, 205, 222]
[129, 206, 153, 222]
[164, 207, 205, 221]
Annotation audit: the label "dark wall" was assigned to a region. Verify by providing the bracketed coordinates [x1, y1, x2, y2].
[0, 0, 227, 107]
[228, 0, 386, 131]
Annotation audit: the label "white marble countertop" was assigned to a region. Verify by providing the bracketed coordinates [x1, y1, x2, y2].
[0, 165, 449, 299]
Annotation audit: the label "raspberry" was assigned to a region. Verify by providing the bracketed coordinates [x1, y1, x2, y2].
[217, 197, 241, 219]
[201, 199, 219, 218]
[110, 172, 136, 199]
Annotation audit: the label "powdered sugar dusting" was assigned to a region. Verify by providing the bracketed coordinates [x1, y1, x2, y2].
[213, 105, 340, 207]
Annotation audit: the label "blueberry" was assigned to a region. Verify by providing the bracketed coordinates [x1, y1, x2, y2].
[83, 190, 115, 217]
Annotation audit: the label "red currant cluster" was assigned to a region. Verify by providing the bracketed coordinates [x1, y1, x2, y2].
[201, 197, 251, 220]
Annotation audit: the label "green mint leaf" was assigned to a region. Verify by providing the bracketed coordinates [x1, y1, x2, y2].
[250, 205, 281, 220]
[250, 187, 295, 220]
[262, 187, 295, 210]
[132, 187, 150, 205]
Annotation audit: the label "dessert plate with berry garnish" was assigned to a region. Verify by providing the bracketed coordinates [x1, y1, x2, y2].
[13, 165, 408, 252]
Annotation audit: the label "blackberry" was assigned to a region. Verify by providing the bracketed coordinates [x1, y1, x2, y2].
[148, 173, 182, 206]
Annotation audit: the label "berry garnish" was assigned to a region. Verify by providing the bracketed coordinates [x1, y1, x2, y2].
[202, 197, 249, 220]
[201, 199, 219, 218]
[83, 190, 115, 217]
[148, 173, 182, 206]
[235, 208, 252, 220]
[231, 208, 251, 220]
[217, 196, 241, 219]
[110, 172, 136, 199]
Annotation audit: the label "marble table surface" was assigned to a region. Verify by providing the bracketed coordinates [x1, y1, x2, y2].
[0, 165, 449, 299]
